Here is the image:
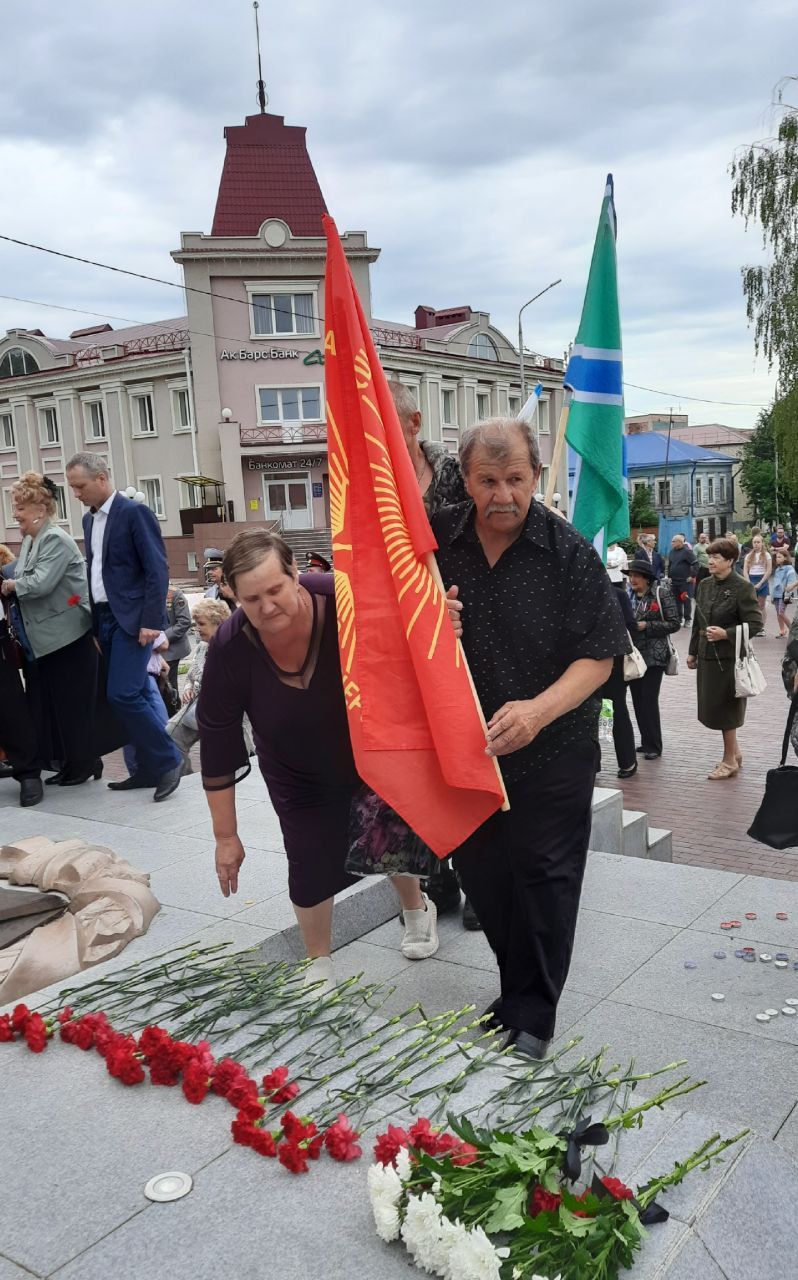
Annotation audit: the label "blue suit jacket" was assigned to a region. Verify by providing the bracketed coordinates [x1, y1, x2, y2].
[83, 494, 169, 637]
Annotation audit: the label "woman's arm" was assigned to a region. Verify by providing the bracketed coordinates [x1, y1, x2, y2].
[724, 579, 764, 643]
[762, 552, 773, 582]
[205, 787, 246, 897]
[11, 534, 77, 601]
[165, 592, 191, 644]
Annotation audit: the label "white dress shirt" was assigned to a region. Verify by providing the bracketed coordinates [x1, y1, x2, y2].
[90, 491, 117, 603]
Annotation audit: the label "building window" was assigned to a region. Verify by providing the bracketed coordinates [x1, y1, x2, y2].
[467, 334, 499, 362]
[171, 386, 192, 433]
[538, 465, 550, 495]
[53, 484, 68, 522]
[258, 385, 322, 425]
[2, 488, 17, 526]
[538, 397, 551, 434]
[139, 476, 164, 518]
[657, 478, 671, 506]
[476, 390, 491, 421]
[718, 475, 726, 503]
[38, 405, 59, 445]
[0, 347, 39, 378]
[187, 550, 199, 573]
[130, 393, 156, 435]
[509, 395, 521, 416]
[83, 400, 106, 441]
[707, 477, 715, 504]
[633, 479, 649, 493]
[250, 291, 315, 337]
[0, 412, 14, 449]
[694, 477, 703, 505]
[441, 388, 456, 425]
[180, 481, 203, 509]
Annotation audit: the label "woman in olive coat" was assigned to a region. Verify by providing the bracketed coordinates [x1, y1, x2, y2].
[687, 536, 762, 780]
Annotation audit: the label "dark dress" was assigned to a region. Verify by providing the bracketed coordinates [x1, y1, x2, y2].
[197, 582, 360, 908]
[689, 572, 763, 730]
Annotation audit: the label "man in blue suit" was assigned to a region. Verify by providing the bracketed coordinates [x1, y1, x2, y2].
[66, 453, 182, 801]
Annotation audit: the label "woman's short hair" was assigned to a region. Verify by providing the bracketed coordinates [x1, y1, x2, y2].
[192, 598, 231, 629]
[222, 528, 295, 593]
[11, 471, 57, 517]
[707, 537, 738, 562]
[0, 543, 14, 567]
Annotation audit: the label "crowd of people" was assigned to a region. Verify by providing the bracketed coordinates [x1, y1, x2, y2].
[2, 396, 796, 1059]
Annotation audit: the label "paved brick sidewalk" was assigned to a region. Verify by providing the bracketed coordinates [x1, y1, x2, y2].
[598, 619, 798, 881]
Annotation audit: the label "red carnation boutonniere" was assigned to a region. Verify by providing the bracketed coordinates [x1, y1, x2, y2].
[649, 602, 660, 613]
[67, 595, 82, 607]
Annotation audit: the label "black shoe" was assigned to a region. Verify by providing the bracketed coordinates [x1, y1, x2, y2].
[462, 897, 482, 931]
[108, 774, 153, 791]
[424, 869, 462, 916]
[60, 760, 103, 787]
[617, 763, 638, 778]
[643, 751, 661, 761]
[0, 761, 17, 778]
[154, 764, 182, 802]
[635, 744, 645, 753]
[503, 1028, 551, 1060]
[46, 769, 67, 785]
[19, 778, 43, 808]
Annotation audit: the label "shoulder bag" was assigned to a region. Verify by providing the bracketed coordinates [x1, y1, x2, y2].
[623, 634, 646, 682]
[748, 695, 798, 848]
[734, 623, 767, 698]
[655, 584, 679, 676]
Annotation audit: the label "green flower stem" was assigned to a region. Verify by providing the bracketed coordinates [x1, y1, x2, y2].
[636, 1130, 749, 1208]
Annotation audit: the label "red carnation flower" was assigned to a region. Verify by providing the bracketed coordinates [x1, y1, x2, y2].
[212, 1057, 250, 1098]
[373, 1124, 409, 1166]
[57, 1007, 74, 1024]
[324, 1114, 362, 1163]
[231, 1115, 257, 1148]
[649, 602, 660, 613]
[67, 594, 81, 607]
[452, 1141, 479, 1167]
[106, 1047, 145, 1086]
[278, 1140, 309, 1174]
[226, 1077, 260, 1110]
[138, 1025, 172, 1059]
[408, 1117, 441, 1155]
[11, 1004, 31, 1032]
[530, 1185, 562, 1217]
[601, 1176, 634, 1201]
[181, 1061, 211, 1105]
[0, 1014, 15, 1042]
[262, 1066, 300, 1105]
[250, 1128, 278, 1158]
[23, 1012, 49, 1053]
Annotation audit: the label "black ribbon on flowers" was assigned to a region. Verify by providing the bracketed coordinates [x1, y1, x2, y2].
[590, 1174, 670, 1225]
[560, 1117, 610, 1181]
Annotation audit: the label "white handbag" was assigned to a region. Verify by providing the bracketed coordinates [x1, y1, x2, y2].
[623, 635, 646, 682]
[734, 623, 767, 698]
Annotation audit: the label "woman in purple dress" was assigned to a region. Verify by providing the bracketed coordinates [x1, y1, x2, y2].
[198, 529, 440, 991]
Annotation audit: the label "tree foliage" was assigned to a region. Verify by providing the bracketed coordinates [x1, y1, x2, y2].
[731, 78, 798, 387]
[629, 482, 657, 529]
[739, 403, 798, 526]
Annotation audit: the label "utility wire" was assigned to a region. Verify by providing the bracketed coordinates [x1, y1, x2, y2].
[0, 235, 771, 409]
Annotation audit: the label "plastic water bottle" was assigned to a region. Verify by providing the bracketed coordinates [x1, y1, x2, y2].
[598, 699, 614, 743]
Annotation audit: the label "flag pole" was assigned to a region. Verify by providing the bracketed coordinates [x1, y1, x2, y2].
[544, 390, 572, 508]
[425, 553, 510, 811]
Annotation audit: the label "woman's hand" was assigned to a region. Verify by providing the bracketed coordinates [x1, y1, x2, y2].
[445, 585, 463, 638]
[706, 626, 727, 643]
[0, 580, 15, 596]
[636, 620, 646, 632]
[181, 684, 195, 705]
[686, 655, 698, 669]
[215, 835, 245, 897]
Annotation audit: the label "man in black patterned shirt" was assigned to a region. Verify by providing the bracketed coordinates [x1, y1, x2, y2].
[432, 418, 629, 1059]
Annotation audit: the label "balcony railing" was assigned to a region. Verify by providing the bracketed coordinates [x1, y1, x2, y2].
[240, 423, 327, 446]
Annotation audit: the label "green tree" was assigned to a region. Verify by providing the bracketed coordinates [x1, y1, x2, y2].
[739, 405, 798, 526]
[629, 482, 657, 529]
[731, 79, 798, 383]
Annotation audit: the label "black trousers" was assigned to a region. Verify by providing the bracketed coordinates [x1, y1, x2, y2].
[28, 631, 98, 773]
[167, 659, 181, 691]
[672, 582, 692, 624]
[452, 742, 599, 1041]
[0, 642, 39, 780]
[600, 657, 636, 771]
[630, 666, 664, 755]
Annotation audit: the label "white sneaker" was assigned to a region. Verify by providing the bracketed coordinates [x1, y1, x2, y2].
[401, 895, 439, 960]
[303, 955, 336, 995]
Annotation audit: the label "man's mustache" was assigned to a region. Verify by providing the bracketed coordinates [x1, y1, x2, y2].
[486, 503, 519, 516]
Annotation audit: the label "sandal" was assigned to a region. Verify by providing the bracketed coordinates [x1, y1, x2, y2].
[708, 761, 739, 781]
[735, 751, 743, 768]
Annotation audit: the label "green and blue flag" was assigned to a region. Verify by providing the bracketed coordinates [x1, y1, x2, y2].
[565, 174, 628, 555]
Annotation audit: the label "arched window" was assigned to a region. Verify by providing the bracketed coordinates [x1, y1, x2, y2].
[0, 347, 39, 378]
[467, 333, 498, 362]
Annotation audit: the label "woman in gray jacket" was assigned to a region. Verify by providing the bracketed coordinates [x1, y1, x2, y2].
[0, 472, 100, 786]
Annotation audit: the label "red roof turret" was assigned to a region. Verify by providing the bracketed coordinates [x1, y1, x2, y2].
[211, 113, 328, 237]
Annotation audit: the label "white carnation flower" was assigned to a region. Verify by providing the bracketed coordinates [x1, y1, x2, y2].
[401, 1191, 445, 1273]
[368, 1161, 403, 1243]
[395, 1145, 413, 1183]
[445, 1224, 509, 1280]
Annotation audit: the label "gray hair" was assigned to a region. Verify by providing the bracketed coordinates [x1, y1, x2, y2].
[459, 416, 540, 475]
[387, 380, 419, 422]
[65, 451, 111, 478]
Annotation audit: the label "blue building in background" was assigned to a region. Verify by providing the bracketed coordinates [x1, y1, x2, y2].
[626, 432, 735, 542]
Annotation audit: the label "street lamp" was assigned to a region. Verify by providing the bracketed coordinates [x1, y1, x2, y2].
[518, 279, 562, 401]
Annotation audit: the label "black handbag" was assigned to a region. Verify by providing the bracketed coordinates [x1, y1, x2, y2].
[748, 694, 798, 849]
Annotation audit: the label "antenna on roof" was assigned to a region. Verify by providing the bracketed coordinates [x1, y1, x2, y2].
[253, 1, 268, 113]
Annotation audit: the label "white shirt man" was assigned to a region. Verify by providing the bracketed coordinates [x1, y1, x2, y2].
[89, 491, 117, 604]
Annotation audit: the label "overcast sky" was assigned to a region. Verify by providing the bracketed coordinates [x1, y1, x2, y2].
[1, 0, 795, 429]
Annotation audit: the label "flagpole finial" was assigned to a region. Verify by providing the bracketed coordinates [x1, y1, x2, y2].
[253, 1, 268, 113]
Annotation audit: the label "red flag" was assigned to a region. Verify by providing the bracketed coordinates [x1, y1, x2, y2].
[323, 215, 505, 856]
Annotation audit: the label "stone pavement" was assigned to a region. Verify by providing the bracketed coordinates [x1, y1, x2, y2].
[2, 771, 798, 1277]
[598, 621, 798, 881]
